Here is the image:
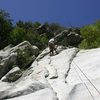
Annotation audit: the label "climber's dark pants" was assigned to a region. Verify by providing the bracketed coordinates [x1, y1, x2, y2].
[48, 43, 58, 56]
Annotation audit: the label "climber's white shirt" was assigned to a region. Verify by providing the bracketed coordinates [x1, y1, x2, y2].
[49, 38, 54, 44]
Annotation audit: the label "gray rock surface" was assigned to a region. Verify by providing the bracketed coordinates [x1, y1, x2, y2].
[0, 41, 39, 79]
[0, 47, 79, 100]
[7, 88, 58, 100]
[0, 53, 17, 79]
[55, 29, 83, 47]
[0, 45, 100, 100]
[1, 66, 22, 82]
[67, 32, 82, 46]
[10, 41, 39, 57]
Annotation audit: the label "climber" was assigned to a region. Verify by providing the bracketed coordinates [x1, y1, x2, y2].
[48, 38, 58, 56]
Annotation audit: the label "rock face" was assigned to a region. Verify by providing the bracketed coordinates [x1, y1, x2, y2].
[32, 45, 40, 56]
[55, 28, 83, 47]
[67, 32, 82, 46]
[1, 66, 22, 82]
[0, 43, 100, 100]
[0, 52, 17, 79]
[55, 30, 69, 42]
[7, 88, 57, 100]
[10, 41, 39, 56]
[0, 41, 39, 79]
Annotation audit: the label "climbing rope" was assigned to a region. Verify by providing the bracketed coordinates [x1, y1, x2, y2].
[72, 59, 100, 95]
[66, 50, 100, 99]
[72, 63, 95, 100]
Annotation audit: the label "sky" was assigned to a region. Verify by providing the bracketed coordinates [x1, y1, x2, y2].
[0, 0, 100, 27]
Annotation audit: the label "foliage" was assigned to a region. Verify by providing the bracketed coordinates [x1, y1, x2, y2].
[13, 21, 65, 50]
[0, 9, 13, 49]
[9, 27, 26, 45]
[0, 9, 67, 51]
[2, 9, 100, 50]
[49, 23, 65, 34]
[79, 20, 100, 49]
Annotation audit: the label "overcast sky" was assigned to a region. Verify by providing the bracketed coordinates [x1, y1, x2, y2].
[0, 0, 100, 27]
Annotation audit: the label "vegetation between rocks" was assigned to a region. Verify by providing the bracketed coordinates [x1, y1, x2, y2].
[1, 9, 100, 50]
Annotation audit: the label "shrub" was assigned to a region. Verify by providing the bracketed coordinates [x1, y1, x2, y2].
[79, 20, 100, 49]
[0, 9, 13, 49]
[9, 27, 26, 45]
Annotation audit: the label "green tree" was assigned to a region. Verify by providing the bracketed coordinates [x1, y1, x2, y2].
[0, 9, 13, 49]
[80, 20, 100, 49]
[9, 27, 26, 45]
[16, 20, 25, 28]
